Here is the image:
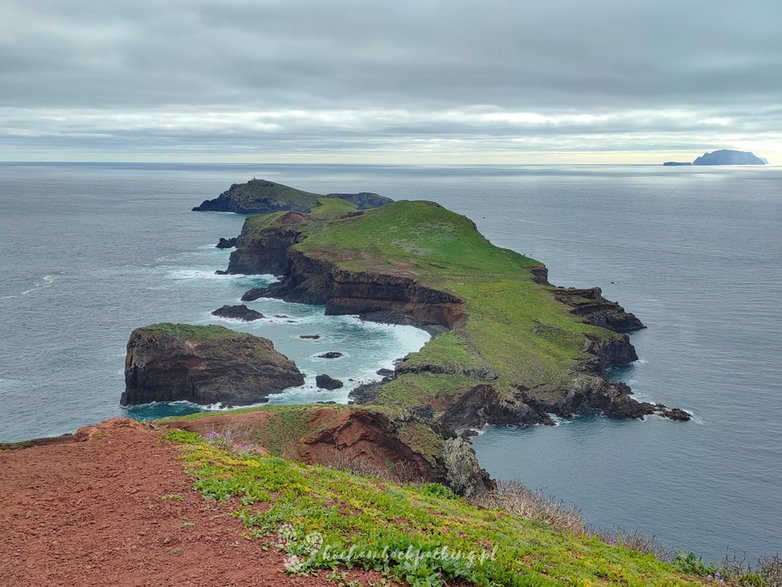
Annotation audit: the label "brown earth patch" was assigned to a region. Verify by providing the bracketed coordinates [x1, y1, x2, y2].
[0, 421, 391, 586]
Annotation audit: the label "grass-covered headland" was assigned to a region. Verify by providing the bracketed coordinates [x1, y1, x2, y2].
[230, 198, 688, 431]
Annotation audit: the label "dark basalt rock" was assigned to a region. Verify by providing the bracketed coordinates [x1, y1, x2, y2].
[216, 237, 238, 248]
[300, 334, 321, 339]
[348, 381, 382, 404]
[442, 437, 495, 497]
[552, 287, 645, 332]
[211, 304, 264, 321]
[121, 323, 304, 406]
[315, 374, 344, 390]
[317, 352, 343, 359]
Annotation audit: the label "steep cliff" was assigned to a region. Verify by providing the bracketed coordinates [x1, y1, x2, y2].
[121, 323, 304, 406]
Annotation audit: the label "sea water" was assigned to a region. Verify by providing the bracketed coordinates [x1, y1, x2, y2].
[0, 162, 779, 562]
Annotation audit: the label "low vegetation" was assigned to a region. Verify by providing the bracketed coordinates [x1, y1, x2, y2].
[163, 428, 712, 586]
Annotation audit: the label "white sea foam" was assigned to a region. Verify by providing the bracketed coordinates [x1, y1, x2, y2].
[20, 274, 57, 296]
[164, 268, 276, 281]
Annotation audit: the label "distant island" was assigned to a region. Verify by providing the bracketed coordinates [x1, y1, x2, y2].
[664, 149, 768, 166]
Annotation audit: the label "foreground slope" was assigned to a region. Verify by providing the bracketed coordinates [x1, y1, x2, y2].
[0, 418, 710, 586]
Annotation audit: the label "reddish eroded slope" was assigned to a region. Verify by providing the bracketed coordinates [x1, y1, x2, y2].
[161, 407, 442, 483]
[0, 419, 384, 586]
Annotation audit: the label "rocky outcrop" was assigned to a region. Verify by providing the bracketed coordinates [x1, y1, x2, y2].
[216, 237, 238, 248]
[227, 225, 301, 275]
[552, 287, 645, 332]
[316, 374, 343, 390]
[442, 437, 494, 497]
[211, 304, 264, 321]
[121, 323, 304, 406]
[662, 161, 692, 166]
[692, 149, 767, 165]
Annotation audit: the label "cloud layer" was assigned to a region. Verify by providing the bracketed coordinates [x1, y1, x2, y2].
[2, 0, 781, 162]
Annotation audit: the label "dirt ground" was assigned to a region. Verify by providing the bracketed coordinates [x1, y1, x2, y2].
[0, 419, 385, 586]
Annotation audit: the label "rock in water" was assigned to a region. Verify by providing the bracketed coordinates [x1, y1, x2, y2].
[315, 374, 344, 390]
[121, 323, 304, 406]
[216, 237, 237, 248]
[211, 304, 264, 321]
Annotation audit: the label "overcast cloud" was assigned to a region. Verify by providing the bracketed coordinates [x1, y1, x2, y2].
[2, 0, 780, 163]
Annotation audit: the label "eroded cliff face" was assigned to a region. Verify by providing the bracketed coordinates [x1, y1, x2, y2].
[227, 227, 300, 275]
[122, 325, 304, 406]
[160, 406, 495, 495]
[242, 246, 467, 330]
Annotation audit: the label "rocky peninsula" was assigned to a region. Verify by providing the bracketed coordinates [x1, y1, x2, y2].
[127, 181, 687, 495]
[222, 197, 688, 430]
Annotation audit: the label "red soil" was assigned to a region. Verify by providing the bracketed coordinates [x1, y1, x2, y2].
[0, 419, 385, 586]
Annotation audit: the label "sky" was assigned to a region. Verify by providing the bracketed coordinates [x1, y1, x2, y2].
[1, 0, 781, 164]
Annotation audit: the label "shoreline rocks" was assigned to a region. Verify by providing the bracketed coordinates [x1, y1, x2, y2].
[211, 304, 264, 321]
[315, 374, 344, 390]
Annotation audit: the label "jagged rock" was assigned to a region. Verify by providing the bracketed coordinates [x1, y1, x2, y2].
[300, 334, 320, 339]
[216, 237, 238, 248]
[442, 437, 494, 497]
[315, 374, 344, 390]
[211, 304, 264, 321]
[348, 381, 382, 404]
[317, 352, 343, 359]
[376, 368, 395, 378]
[121, 323, 304, 406]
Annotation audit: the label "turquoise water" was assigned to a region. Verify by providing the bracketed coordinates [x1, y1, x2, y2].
[1, 162, 779, 562]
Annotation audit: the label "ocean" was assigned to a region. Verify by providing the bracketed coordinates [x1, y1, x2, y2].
[0, 161, 779, 563]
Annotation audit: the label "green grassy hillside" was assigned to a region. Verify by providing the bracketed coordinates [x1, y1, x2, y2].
[284, 200, 623, 408]
[164, 428, 709, 586]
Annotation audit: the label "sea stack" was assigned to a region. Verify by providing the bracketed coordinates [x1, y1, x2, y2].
[121, 323, 304, 406]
